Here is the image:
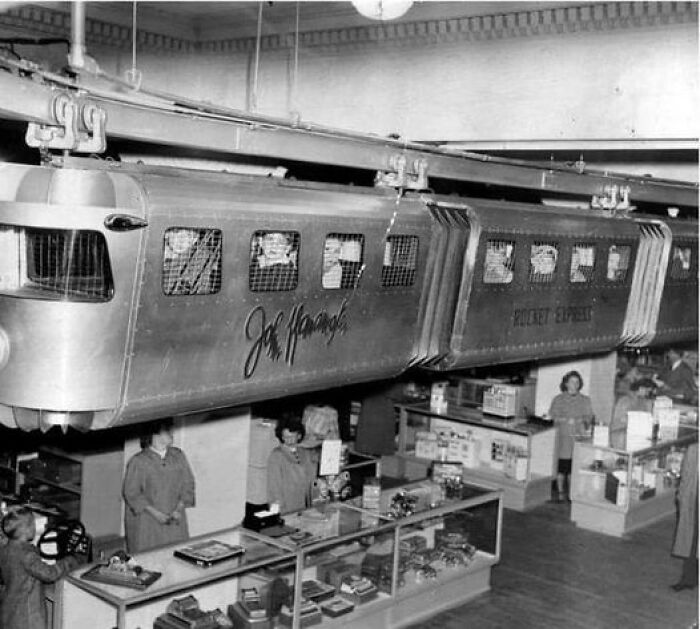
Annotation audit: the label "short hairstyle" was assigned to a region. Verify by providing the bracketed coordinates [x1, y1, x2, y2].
[1, 506, 34, 540]
[139, 417, 174, 449]
[560, 370, 584, 392]
[631, 378, 656, 392]
[274, 413, 306, 444]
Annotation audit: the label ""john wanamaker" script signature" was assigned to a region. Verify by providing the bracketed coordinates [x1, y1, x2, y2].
[243, 299, 349, 378]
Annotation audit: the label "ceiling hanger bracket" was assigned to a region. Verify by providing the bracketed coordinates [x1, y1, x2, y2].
[25, 92, 107, 153]
[375, 154, 429, 191]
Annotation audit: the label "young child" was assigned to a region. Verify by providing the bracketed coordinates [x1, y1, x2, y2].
[0, 506, 79, 629]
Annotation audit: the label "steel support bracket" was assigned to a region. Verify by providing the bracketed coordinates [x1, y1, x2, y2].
[591, 184, 635, 212]
[25, 92, 106, 153]
[375, 154, 429, 190]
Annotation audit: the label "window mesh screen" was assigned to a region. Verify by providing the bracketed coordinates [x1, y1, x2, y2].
[483, 240, 515, 284]
[163, 227, 222, 296]
[670, 245, 693, 280]
[323, 233, 365, 289]
[24, 228, 113, 300]
[528, 242, 559, 284]
[570, 243, 596, 283]
[249, 230, 299, 292]
[381, 235, 418, 287]
[606, 245, 631, 282]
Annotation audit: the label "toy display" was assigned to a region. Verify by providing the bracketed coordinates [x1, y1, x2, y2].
[319, 597, 355, 618]
[154, 595, 231, 628]
[174, 540, 245, 567]
[81, 550, 161, 590]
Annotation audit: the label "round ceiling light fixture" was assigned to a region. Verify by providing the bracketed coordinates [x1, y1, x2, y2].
[351, 0, 414, 21]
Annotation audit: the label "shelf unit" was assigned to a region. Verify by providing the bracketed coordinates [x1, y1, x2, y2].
[570, 426, 698, 537]
[20, 445, 124, 539]
[58, 479, 502, 629]
[391, 402, 556, 511]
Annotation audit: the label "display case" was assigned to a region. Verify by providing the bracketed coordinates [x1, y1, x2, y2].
[19, 445, 124, 539]
[263, 479, 501, 629]
[570, 426, 698, 537]
[60, 527, 297, 629]
[58, 480, 502, 629]
[391, 402, 556, 511]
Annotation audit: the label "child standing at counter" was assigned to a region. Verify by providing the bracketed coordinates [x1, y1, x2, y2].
[0, 506, 79, 629]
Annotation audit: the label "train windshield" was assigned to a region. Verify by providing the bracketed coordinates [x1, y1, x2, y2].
[0, 225, 114, 301]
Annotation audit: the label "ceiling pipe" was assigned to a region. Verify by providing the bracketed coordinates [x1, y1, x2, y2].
[68, 0, 87, 70]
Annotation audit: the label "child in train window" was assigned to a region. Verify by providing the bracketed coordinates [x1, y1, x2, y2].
[163, 228, 221, 296]
[529, 244, 558, 282]
[606, 245, 630, 282]
[670, 246, 692, 279]
[249, 231, 299, 292]
[381, 236, 418, 287]
[322, 234, 364, 290]
[570, 245, 595, 283]
[483, 241, 514, 284]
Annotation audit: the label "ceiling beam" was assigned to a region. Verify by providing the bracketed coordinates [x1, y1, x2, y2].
[0, 67, 696, 208]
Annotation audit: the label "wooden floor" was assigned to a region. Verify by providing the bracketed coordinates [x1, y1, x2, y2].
[407, 500, 698, 629]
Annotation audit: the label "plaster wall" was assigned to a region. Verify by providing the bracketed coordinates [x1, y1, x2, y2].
[6, 10, 693, 145]
[116, 20, 699, 145]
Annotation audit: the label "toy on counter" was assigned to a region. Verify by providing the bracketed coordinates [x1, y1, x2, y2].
[338, 574, 379, 604]
[227, 586, 273, 629]
[81, 549, 162, 590]
[154, 594, 232, 629]
[319, 596, 355, 618]
[278, 599, 323, 628]
[385, 490, 419, 519]
[300, 579, 336, 603]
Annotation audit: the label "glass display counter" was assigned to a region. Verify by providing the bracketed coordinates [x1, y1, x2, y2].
[393, 402, 556, 511]
[58, 480, 502, 629]
[59, 527, 296, 629]
[570, 426, 698, 537]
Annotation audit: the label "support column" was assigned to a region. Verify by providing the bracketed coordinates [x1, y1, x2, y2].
[534, 351, 617, 425]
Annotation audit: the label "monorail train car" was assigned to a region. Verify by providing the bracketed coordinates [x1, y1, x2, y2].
[415, 198, 698, 368]
[0, 159, 696, 432]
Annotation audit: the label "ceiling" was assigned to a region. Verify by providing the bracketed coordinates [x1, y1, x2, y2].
[22, 1, 576, 42]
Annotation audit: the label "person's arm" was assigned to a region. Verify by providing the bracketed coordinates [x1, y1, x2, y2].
[267, 450, 285, 510]
[22, 548, 78, 583]
[171, 449, 196, 521]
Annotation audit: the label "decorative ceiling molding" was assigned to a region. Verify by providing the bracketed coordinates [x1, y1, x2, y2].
[203, 2, 699, 54]
[0, 2, 696, 55]
[0, 4, 194, 53]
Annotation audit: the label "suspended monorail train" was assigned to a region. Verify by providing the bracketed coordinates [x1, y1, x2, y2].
[0, 158, 696, 431]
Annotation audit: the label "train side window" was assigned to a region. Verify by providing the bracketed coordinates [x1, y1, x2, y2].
[570, 243, 596, 283]
[322, 233, 365, 290]
[529, 242, 559, 283]
[381, 235, 418, 287]
[606, 245, 631, 282]
[249, 230, 299, 292]
[670, 245, 692, 280]
[483, 239, 515, 284]
[163, 227, 222, 296]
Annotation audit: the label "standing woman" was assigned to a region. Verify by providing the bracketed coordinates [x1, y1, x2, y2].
[123, 419, 196, 553]
[267, 414, 317, 514]
[548, 370, 595, 502]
